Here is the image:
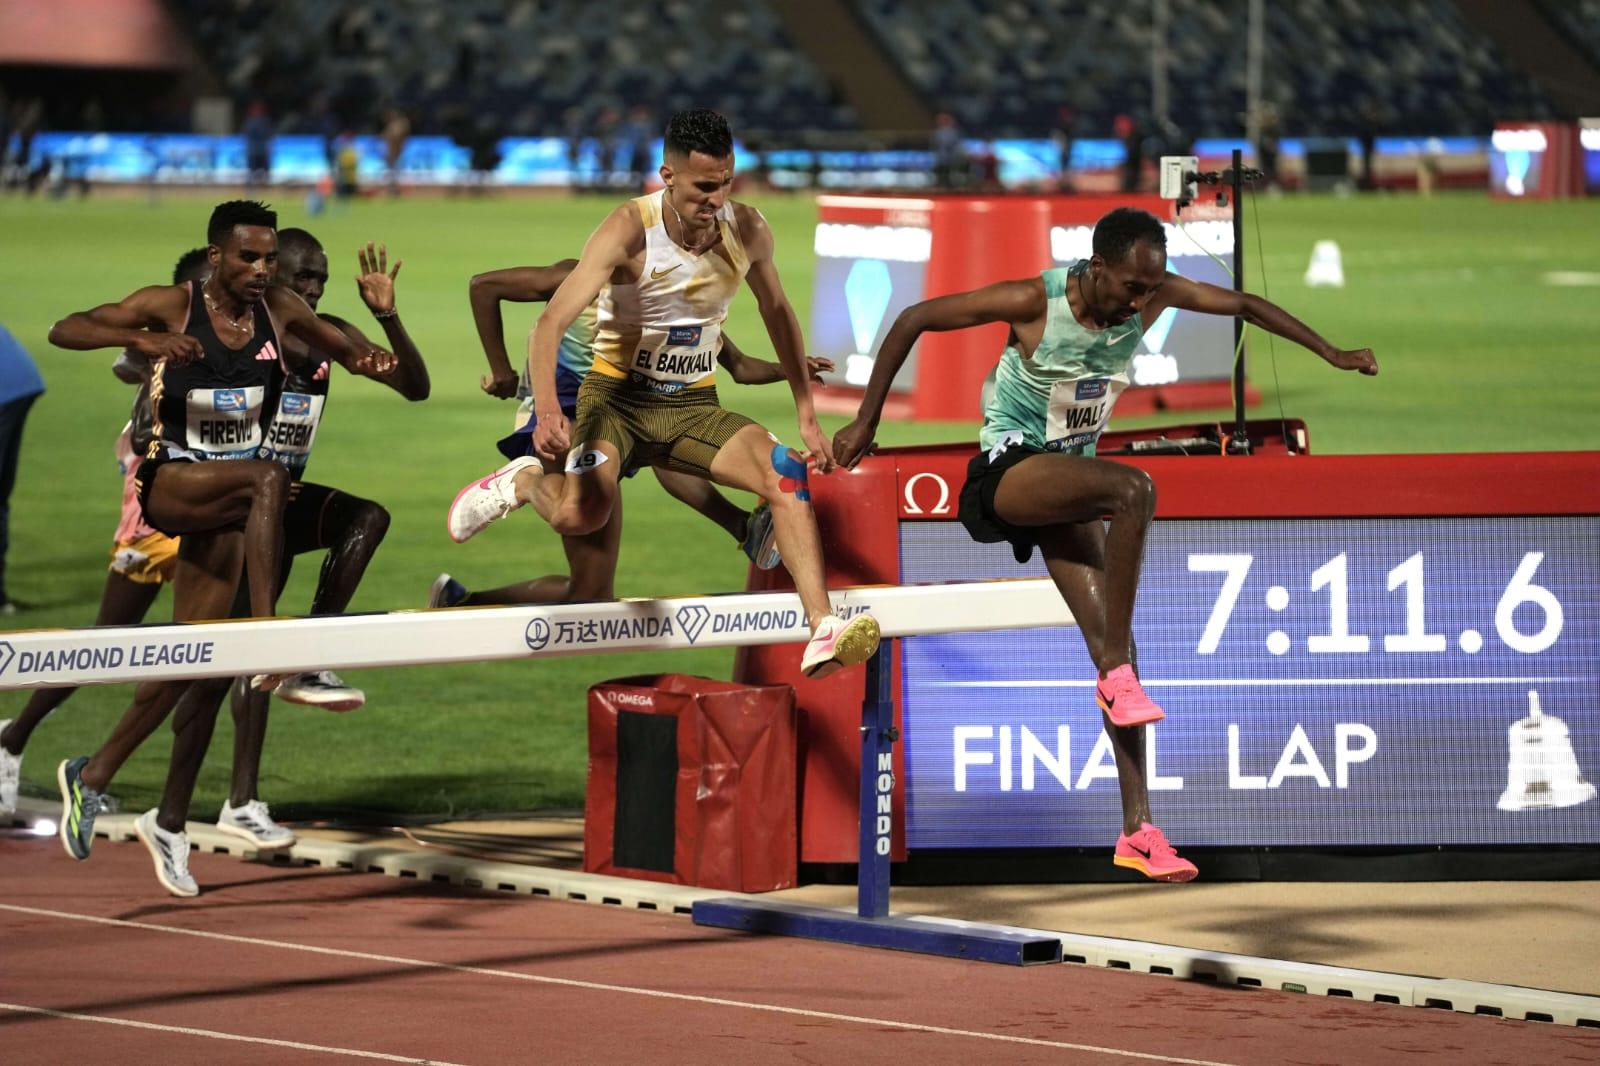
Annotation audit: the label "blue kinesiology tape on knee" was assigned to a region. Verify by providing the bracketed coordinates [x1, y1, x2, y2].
[770, 443, 811, 502]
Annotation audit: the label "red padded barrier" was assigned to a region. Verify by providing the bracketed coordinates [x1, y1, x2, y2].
[585, 674, 798, 891]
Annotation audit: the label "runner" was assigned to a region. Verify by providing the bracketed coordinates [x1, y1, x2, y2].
[831, 206, 1378, 881]
[446, 109, 878, 678]
[430, 259, 831, 608]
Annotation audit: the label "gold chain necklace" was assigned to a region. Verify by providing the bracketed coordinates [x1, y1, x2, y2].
[203, 283, 253, 334]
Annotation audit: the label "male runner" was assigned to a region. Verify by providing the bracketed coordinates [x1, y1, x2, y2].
[431, 260, 831, 608]
[213, 226, 429, 854]
[447, 109, 878, 677]
[832, 206, 1378, 881]
[47, 201, 397, 896]
[0, 249, 209, 817]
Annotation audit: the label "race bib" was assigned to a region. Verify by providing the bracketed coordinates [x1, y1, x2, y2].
[1045, 375, 1127, 451]
[257, 391, 326, 474]
[185, 386, 266, 458]
[628, 323, 723, 392]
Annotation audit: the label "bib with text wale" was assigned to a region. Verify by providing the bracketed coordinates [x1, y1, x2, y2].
[628, 322, 723, 392]
[1045, 374, 1127, 451]
[185, 386, 267, 458]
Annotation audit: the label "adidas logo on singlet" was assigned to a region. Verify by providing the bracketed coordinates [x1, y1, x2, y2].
[255, 340, 279, 362]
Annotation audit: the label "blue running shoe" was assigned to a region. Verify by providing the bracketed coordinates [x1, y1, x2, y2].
[57, 757, 104, 861]
[428, 572, 469, 608]
[742, 504, 782, 570]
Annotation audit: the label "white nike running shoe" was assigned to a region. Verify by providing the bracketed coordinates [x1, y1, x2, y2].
[801, 613, 881, 679]
[217, 799, 297, 849]
[447, 457, 540, 543]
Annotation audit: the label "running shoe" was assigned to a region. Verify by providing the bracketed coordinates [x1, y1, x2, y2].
[1095, 664, 1165, 727]
[447, 456, 539, 543]
[249, 673, 289, 693]
[801, 613, 881, 679]
[274, 671, 365, 712]
[428, 572, 469, 608]
[57, 756, 104, 861]
[134, 809, 198, 897]
[741, 504, 782, 570]
[1114, 822, 1198, 882]
[217, 799, 297, 849]
[0, 720, 19, 816]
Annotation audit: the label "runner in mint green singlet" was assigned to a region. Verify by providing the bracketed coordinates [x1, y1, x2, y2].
[834, 206, 1377, 882]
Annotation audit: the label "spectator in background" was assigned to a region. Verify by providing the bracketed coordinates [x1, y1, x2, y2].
[0, 323, 44, 614]
[310, 96, 340, 176]
[1256, 103, 1281, 190]
[1053, 105, 1079, 192]
[335, 131, 361, 200]
[243, 100, 273, 190]
[1114, 112, 1142, 193]
[621, 104, 654, 191]
[595, 107, 621, 192]
[382, 108, 410, 196]
[931, 112, 967, 190]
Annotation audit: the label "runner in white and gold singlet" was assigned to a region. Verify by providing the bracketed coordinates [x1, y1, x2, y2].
[448, 108, 878, 679]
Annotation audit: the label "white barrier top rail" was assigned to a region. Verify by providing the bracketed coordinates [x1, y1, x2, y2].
[0, 580, 1076, 691]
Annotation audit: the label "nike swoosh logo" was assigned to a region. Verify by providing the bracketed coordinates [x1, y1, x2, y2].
[650, 264, 681, 281]
[1104, 329, 1134, 344]
[1129, 842, 1151, 858]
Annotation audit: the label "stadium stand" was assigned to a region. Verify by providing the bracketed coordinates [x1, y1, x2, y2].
[167, 0, 859, 137]
[855, 0, 1560, 136]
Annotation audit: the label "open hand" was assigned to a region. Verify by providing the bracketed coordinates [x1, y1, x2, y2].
[356, 242, 402, 315]
[804, 355, 835, 383]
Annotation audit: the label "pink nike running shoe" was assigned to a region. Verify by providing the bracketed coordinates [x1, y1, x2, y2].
[1095, 664, 1165, 727]
[1114, 822, 1198, 882]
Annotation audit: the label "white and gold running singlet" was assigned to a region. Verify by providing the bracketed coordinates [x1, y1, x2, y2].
[590, 191, 751, 394]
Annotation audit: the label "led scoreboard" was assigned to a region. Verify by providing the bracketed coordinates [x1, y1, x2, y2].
[738, 444, 1600, 862]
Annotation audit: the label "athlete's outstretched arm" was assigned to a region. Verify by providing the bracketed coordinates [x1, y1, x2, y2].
[1148, 274, 1377, 375]
[344, 242, 429, 400]
[266, 286, 397, 381]
[739, 206, 833, 468]
[468, 261, 578, 398]
[716, 333, 832, 386]
[49, 286, 200, 363]
[529, 207, 639, 460]
[832, 279, 1045, 467]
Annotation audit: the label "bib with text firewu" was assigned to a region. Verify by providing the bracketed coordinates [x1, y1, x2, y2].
[630, 323, 722, 392]
[185, 386, 267, 458]
[1045, 374, 1127, 451]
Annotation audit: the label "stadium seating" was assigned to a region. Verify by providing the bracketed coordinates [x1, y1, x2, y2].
[855, 0, 1558, 136]
[168, 0, 859, 138]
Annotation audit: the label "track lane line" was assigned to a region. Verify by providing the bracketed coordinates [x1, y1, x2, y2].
[0, 902, 1239, 1065]
[0, 1001, 466, 1065]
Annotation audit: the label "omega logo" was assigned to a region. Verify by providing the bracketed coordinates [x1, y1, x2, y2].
[902, 472, 952, 516]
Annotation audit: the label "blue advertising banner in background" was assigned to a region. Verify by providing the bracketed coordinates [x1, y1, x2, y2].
[899, 518, 1600, 848]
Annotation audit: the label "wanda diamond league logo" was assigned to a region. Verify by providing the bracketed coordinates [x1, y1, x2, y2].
[675, 604, 711, 644]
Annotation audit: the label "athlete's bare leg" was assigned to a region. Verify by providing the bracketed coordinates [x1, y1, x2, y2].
[459, 484, 625, 605]
[510, 439, 623, 540]
[990, 453, 1155, 671]
[707, 424, 830, 626]
[79, 531, 247, 794]
[653, 467, 748, 543]
[1, 570, 161, 757]
[141, 458, 290, 618]
[1035, 521, 1150, 835]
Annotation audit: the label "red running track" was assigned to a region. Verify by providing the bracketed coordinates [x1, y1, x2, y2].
[1, 833, 1597, 1065]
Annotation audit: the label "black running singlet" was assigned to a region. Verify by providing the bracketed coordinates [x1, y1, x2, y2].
[145, 281, 284, 461]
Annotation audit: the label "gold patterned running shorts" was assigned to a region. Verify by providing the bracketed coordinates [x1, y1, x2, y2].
[571, 373, 755, 479]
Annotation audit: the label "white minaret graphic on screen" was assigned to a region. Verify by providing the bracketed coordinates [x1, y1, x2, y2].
[1497, 689, 1596, 811]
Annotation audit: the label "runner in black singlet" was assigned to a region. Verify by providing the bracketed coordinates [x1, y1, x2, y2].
[45, 200, 398, 896]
